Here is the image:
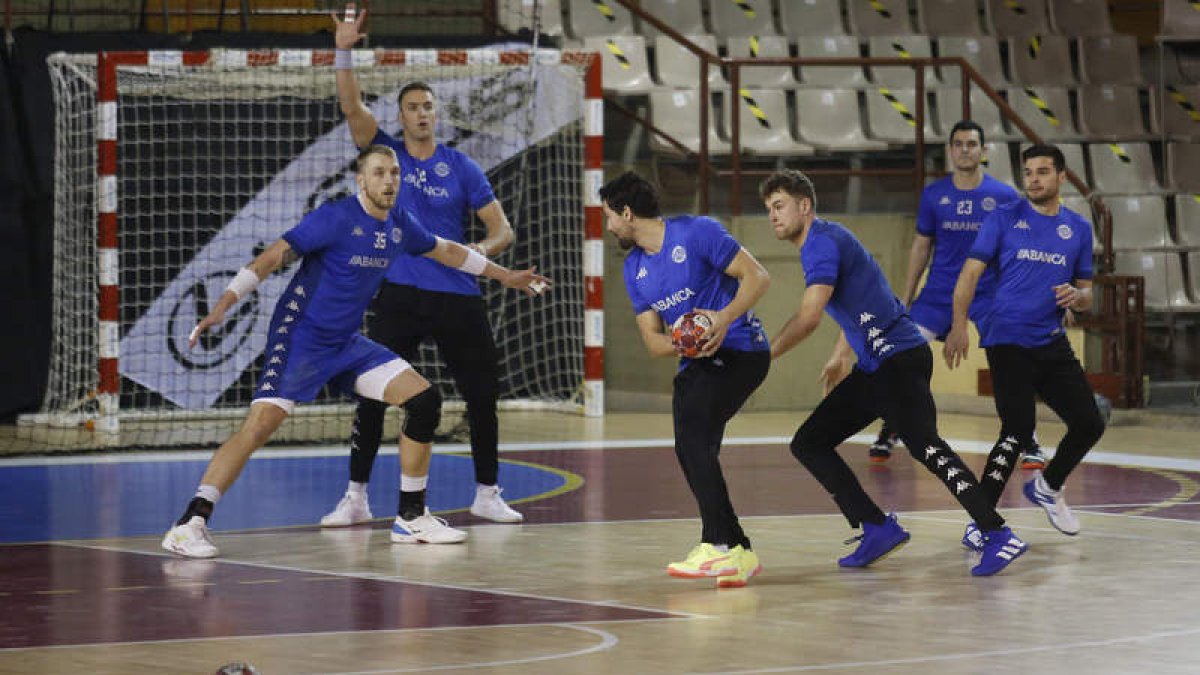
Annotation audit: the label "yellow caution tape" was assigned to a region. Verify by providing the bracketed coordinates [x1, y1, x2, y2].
[739, 88, 771, 129]
[605, 39, 631, 70]
[879, 87, 916, 127]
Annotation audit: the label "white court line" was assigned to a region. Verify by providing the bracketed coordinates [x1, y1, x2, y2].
[5, 434, 1200, 472]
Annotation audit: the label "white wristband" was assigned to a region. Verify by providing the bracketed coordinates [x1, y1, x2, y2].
[335, 49, 352, 70]
[225, 267, 261, 300]
[456, 247, 489, 276]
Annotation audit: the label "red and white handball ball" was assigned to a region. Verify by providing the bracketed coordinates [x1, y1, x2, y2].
[671, 311, 713, 358]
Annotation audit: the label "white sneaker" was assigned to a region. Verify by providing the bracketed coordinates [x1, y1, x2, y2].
[1023, 471, 1081, 535]
[391, 508, 468, 544]
[162, 516, 219, 558]
[320, 490, 373, 527]
[470, 484, 524, 523]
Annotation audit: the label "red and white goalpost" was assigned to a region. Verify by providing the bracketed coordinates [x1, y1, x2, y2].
[28, 47, 603, 449]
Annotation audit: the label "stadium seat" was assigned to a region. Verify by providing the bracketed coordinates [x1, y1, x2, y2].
[1052, 142, 1088, 195]
[1087, 142, 1161, 194]
[1189, 251, 1200, 302]
[1150, 85, 1200, 142]
[934, 87, 1022, 142]
[584, 36, 659, 95]
[725, 35, 799, 88]
[722, 88, 815, 156]
[1113, 251, 1195, 311]
[847, 0, 914, 37]
[1161, 0, 1200, 38]
[869, 36, 938, 88]
[1107, 195, 1170, 249]
[708, 0, 778, 39]
[795, 89, 889, 152]
[1061, 195, 1101, 253]
[1007, 86, 1079, 141]
[1007, 35, 1075, 87]
[1078, 35, 1142, 85]
[916, 0, 984, 36]
[565, 0, 634, 38]
[938, 36, 1008, 88]
[1167, 143, 1200, 192]
[1077, 85, 1151, 141]
[1174, 193, 1200, 247]
[1048, 0, 1114, 36]
[649, 89, 731, 155]
[973, 141, 1019, 188]
[797, 36, 868, 89]
[636, 0, 705, 39]
[865, 87, 938, 143]
[655, 35, 728, 90]
[498, 0, 563, 36]
[780, 0, 847, 37]
[984, 0, 1051, 38]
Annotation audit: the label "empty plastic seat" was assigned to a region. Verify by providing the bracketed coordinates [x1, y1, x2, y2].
[869, 36, 938, 88]
[1008, 86, 1079, 141]
[1162, 0, 1200, 38]
[725, 35, 798, 88]
[723, 88, 815, 156]
[938, 36, 1007, 87]
[1174, 194, 1200, 247]
[865, 87, 938, 143]
[1107, 196, 1170, 249]
[847, 0, 914, 36]
[1077, 85, 1150, 140]
[1048, 0, 1113, 36]
[649, 89, 731, 155]
[498, 0, 563, 36]
[636, 0, 705, 39]
[1151, 85, 1200, 142]
[934, 87, 1021, 142]
[1078, 35, 1141, 85]
[796, 89, 889, 152]
[780, 0, 847, 37]
[655, 34, 728, 90]
[1008, 35, 1075, 86]
[584, 36, 659, 94]
[1061, 195, 1101, 252]
[1114, 251, 1195, 310]
[1167, 143, 1200, 192]
[709, 0, 777, 39]
[1088, 142, 1161, 194]
[1189, 252, 1200, 302]
[917, 0, 984, 36]
[973, 141, 1019, 187]
[984, 0, 1051, 38]
[566, 0, 634, 38]
[797, 36, 868, 88]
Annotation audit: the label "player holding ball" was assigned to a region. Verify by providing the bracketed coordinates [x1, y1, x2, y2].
[599, 171, 771, 588]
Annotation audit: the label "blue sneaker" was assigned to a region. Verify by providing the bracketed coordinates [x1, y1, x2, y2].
[838, 513, 911, 567]
[961, 522, 984, 552]
[971, 527, 1028, 576]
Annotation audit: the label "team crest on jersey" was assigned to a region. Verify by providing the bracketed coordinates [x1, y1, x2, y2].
[981, 197, 996, 211]
[391, 227, 403, 243]
[1057, 223, 1073, 240]
[636, 266, 648, 280]
[434, 162, 451, 178]
[671, 245, 687, 263]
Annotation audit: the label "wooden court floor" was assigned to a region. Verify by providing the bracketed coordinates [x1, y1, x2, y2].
[1, 410, 1199, 674]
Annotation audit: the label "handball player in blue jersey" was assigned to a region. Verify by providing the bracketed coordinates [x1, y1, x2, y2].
[945, 144, 1105, 540]
[868, 121, 1028, 463]
[601, 171, 771, 588]
[760, 169, 1026, 576]
[161, 146, 549, 558]
[325, 10, 526, 527]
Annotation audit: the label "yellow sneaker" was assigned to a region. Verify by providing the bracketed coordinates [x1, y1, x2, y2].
[717, 546, 762, 588]
[667, 543, 738, 578]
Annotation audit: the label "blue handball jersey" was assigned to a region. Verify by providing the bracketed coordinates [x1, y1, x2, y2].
[913, 174, 1020, 316]
[280, 194, 437, 347]
[801, 220, 927, 373]
[967, 200, 1094, 348]
[623, 215, 768, 365]
[372, 130, 496, 296]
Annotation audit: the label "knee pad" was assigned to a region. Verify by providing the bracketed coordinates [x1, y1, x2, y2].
[402, 386, 442, 443]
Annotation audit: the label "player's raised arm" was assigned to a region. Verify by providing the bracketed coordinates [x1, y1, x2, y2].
[425, 236, 550, 296]
[332, 3, 379, 148]
[189, 239, 296, 348]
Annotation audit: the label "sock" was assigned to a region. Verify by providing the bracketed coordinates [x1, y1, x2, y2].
[177, 497, 214, 525]
[348, 481, 368, 494]
[196, 484, 221, 504]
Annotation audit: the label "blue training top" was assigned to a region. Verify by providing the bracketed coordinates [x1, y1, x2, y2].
[800, 219, 927, 373]
[967, 200, 1094, 348]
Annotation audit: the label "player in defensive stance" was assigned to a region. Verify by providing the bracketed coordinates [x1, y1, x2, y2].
[600, 171, 771, 588]
[945, 144, 1105, 543]
[161, 145, 549, 558]
[760, 169, 1026, 577]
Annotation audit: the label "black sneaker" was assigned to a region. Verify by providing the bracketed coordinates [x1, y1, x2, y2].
[868, 433, 895, 463]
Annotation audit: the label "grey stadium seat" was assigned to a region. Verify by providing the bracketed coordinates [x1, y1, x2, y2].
[1078, 35, 1142, 85]
[1007, 35, 1075, 87]
[1076, 85, 1151, 141]
[780, 0, 847, 37]
[869, 36, 939, 88]
[1167, 143, 1200, 193]
[796, 89, 889, 152]
[865, 87, 938, 143]
[938, 36, 1007, 88]
[1007, 86, 1080, 141]
[1107, 195, 1170, 249]
[984, 0, 1050, 38]
[708, 0, 778, 39]
[636, 0, 705, 39]
[1048, 0, 1113, 36]
[1150, 85, 1200, 142]
[1173, 193, 1200, 247]
[1161, 0, 1200, 38]
[1114, 251, 1197, 311]
[649, 90, 731, 155]
[654, 34, 728, 90]
[797, 36, 869, 89]
[566, 0, 634, 38]
[584, 36, 659, 95]
[847, 0, 914, 37]
[722, 88, 815, 156]
[934, 87, 1022, 142]
[917, 0, 985, 36]
[1087, 142, 1161, 194]
[725, 35, 799, 88]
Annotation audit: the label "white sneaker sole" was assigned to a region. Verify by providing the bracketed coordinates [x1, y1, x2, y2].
[390, 531, 468, 544]
[469, 505, 524, 523]
[161, 535, 218, 559]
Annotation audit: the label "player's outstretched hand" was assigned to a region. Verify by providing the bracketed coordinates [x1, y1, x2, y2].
[504, 266, 552, 297]
[692, 308, 728, 358]
[943, 324, 969, 370]
[330, 4, 367, 49]
[188, 309, 228, 349]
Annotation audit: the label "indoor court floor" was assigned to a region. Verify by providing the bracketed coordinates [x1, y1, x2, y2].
[1, 409, 1198, 674]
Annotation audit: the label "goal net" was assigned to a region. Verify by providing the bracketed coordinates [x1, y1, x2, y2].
[27, 47, 602, 450]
